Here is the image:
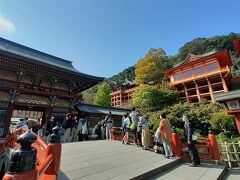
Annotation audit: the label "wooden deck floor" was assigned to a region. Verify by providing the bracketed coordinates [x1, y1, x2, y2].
[60, 140, 180, 180]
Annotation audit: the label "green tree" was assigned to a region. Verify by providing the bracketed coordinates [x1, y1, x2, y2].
[132, 84, 177, 113]
[177, 32, 240, 61]
[135, 48, 173, 85]
[149, 101, 226, 133]
[93, 83, 111, 106]
[210, 112, 235, 133]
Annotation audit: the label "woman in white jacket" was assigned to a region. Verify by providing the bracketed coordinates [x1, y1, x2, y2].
[122, 113, 131, 144]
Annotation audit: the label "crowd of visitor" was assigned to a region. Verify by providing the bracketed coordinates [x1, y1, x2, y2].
[120, 108, 200, 166]
[15, 107, 200, 167]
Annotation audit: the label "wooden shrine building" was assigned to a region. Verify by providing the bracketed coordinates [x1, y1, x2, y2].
[0, 37, 104, 138]
[164, 50, 232, 103]
[110, 86, 136, 108]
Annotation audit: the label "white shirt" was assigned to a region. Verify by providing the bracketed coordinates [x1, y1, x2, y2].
[124, 117, 131, 129]
[139, 116, 149, 129]
[130, 111, 138, 125]
[77, 119, 88, 134]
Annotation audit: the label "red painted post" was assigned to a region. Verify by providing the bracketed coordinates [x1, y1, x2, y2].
[44, 126, 62, 179]
[171, 127, 182, 157]
[208, 128, 220, 160]
[3, 131, 38, 180]
[3, 170, 39, 180]
[234, 115, 240, 134]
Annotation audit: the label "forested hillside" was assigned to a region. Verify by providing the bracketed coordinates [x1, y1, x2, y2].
[82, 32, 240, 104]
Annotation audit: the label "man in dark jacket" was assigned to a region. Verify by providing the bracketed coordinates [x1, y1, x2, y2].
[183, 115, 200, 167]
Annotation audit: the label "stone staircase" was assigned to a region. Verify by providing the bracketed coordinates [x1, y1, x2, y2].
[149, 161, 228, 180]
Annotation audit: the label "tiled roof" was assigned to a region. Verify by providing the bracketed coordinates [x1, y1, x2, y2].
[215, 89, 240, 101]
[174, 50, 217, 68]
[74, 103, 131, 116]
[0, 37, 104, 81]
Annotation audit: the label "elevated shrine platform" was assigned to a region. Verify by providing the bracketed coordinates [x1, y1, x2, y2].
[60, 140, 228, 180]
[60, 140, 181, 180]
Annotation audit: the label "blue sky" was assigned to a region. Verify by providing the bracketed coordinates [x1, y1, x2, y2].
[0, 0, 239, 78]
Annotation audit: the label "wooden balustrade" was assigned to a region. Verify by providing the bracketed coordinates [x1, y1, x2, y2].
[218, 141, 240, 168]
[112, 127, 221, 161]
[3, 127, 61, 180]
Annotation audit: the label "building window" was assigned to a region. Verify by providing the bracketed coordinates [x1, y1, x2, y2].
[194, 66, 205, 75]
[206, 63, 219, 72]
[174, 72, 184, 80]
[184, 70, 193, 78]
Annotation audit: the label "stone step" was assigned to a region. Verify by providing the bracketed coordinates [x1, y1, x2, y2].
[150, 161, 228, 180]
[223, 169, 240, 180]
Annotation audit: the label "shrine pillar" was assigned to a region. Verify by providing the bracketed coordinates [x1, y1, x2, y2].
[234, 114, 240, 134]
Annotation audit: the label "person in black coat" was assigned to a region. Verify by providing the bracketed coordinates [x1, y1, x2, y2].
[183, 115, 200, 167]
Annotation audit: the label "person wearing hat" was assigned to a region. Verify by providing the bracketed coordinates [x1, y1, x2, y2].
[183, 115, 200, 167]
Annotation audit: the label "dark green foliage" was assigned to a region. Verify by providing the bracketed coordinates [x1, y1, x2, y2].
[106, 66, 135, 85]
[149, 101, 226, 134]
[132, 85, 177, 114]
[210, 112, 235, 133]
[93, 82, 111, 106]
[177, 32, 240, 62]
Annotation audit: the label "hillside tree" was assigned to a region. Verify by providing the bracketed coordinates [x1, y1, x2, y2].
[135, 48, 173, 84]
[93, 82, 111, 106]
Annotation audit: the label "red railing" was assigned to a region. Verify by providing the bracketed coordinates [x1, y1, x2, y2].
[111, 127, 154, 147]
[3, 128, 62, 180]
[111, 127, 220, 161]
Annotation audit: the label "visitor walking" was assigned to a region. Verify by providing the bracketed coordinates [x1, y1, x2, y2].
[130, 107, 138, 144]
[122, 113, 131, 144]
[77, 116, 89, 141]
[100, 116, 106, 139]
[105, 112, 113, 140]
[183, 115, 200, 167]
[46, 116, 56, 143]
[121, 114, 127, 141]
[136, 113, 142, 147]
[159, 112, 173, 158]
[138, 114, 150, 150]
[63, 114, 76, 143]
[26, 119, 41, 134]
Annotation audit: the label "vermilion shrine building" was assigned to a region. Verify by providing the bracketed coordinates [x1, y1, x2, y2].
[0, 37, 104, 138]
[164, 50, 233, 102]
[110, 86, 136, 108]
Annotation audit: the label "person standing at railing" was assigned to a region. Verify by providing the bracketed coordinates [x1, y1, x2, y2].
[130, 107, 138, 145]
[159, 112, 173, 158]
[138, 113, 150, 150]
[122, 113, 131, 144]
[121, 113, 127, 141]
[105, 112, 113, 140]
[183, 115, 200, 167]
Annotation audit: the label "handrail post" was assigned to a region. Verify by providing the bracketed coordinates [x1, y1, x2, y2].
[208, 127, 221, 160]
[3, 131, 38, 180]
[44, 126, 62, 179]
[171, 126, 182, 157]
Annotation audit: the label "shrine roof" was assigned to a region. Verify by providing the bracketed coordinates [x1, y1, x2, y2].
[0, 37, 104, 81]
[74, 103, 131, 116]
[215, 89, 240, 102]
[164, 49, 232, 75]
[173, 50, 217, 68]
